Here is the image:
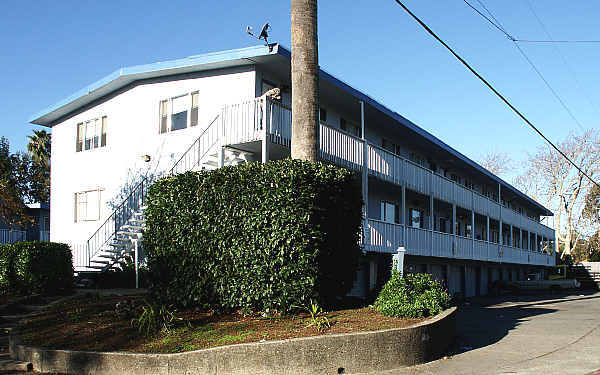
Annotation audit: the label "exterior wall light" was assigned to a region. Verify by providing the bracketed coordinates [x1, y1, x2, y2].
[142, 155, 151, 163]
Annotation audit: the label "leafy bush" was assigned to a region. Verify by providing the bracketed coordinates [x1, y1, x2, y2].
[0, 241, 74, 296]
[144, 159, 362, 313]
[374, 272, 450, 318]
[131, 301, 181, 337]
[90, 254, 149, 289]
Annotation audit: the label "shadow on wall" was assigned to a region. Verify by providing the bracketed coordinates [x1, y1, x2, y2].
[453, 291, 600, 351]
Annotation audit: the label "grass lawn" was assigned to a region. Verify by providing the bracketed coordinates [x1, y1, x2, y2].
[18, 294, 425, 353]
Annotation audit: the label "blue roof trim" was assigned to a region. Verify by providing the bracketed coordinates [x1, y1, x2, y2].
[29, 45, 277, 124]
[274, 45, 552, 216]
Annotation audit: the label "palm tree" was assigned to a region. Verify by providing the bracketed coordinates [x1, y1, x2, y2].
[27, 130, 51, 168]
[291, 0, 319, 162]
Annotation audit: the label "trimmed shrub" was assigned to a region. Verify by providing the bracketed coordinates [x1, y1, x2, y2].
[374, 272, 451, 318]
[0, 241, 74, 296]
[144, 159, 362, 312]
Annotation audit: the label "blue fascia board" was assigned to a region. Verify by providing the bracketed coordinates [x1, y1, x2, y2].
[274, 45, 553, 217]
[29, 45, 276, 124]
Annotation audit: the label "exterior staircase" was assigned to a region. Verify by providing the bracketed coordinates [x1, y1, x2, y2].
[571, 264, 600, 290]
[78, 112, 257, 274]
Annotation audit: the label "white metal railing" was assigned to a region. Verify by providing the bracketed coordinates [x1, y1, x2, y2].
[253, 97, 552, 246]
[222, 97, 264, 145]
[403, 160, 430, 195]
[268, 101, 292, 147]
[431, 173, 454, 204]
[431, 231, 453, 258]
[473, 239, 489, 261]
[319, 123, 363, 171]
[367, 144, 403, 185]
[455, 236, 472, 259]
[0, 229, 26, 244]
[405, 226, 431, 256]
[365, 219, 403, 253]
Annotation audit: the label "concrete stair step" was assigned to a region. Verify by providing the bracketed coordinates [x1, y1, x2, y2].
[0, 354, 32, 372]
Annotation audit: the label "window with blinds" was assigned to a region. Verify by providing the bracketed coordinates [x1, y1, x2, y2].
[76, 117, 107, 152]
[159, 100, 169, 134]
[191, 92, 199, 127]
[74, 189, 101, 222]
[159, 91, 200, 133]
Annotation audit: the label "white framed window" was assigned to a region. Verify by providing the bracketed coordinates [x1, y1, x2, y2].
[159, 91, 200, 134]
[381, 201, 399, 224]
[410, 208, 424, 229]
[340, 118, 361, 137]
[319, 107, 328, 123]
[76, 116, 107, 152]
[74, 189, 101, 222]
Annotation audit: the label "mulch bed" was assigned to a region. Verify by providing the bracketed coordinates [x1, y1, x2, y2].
[18, 294, 425, 354]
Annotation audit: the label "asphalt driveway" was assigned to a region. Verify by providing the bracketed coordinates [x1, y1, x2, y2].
[368, 290, 600, 375]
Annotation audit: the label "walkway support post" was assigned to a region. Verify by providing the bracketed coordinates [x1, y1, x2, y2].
[133, 240, 139, 289]
[360, 100, 368, 252]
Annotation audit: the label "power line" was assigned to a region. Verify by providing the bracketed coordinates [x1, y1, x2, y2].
[463, 0, 586, 132]
[523, 0, 600, 117]
[462, 0, 600, 44]
[516, 39, 600, 44]
[391, 0, 600, 189]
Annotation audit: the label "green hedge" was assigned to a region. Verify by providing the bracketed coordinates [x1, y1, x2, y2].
[374, 272, 451, 318]
[144, 159, 362, 312]
[0, 241, 74, 296]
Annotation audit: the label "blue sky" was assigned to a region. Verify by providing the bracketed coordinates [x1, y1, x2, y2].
[1, 0, 598, 173]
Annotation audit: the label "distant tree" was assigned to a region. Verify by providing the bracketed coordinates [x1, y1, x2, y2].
[583, 185, 600, 224]
[0, 137, 30, 227]
[514, 130, 600, 260]
[479, 150, 514, 176]
[27, 130, 51, 168]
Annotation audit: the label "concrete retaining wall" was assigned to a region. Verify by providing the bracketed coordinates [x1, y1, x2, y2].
[10, 307, 456, 375]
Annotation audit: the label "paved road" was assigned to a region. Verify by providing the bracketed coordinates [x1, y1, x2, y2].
[367, 291, 600, 375]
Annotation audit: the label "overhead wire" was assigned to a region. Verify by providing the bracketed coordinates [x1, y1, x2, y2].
[522, 0, 600, 117]
[462, 0, 586, 132]
[390, 0, 600, 189]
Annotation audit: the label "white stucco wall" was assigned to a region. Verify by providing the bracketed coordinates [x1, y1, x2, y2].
[50, 66, 256, 245]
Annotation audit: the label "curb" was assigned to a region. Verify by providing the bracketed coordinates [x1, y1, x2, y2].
[10, 307, 456, 375]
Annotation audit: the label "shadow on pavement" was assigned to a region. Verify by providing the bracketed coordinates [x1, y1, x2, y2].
[450, 290, 600, 353]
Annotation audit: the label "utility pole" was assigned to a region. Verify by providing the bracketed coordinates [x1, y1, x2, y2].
[291, 0, 319, 161]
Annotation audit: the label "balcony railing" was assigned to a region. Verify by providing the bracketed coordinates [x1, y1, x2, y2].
[364, 219, 554, 266]
[0, 229, 26, 244]
[210, 97, 557, 266]
[245, 99, 554, 243]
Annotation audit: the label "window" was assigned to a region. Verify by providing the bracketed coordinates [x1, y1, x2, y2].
[466, 224, 472, 238]
[439, 217, 448, 233]
[381, 201, 399, 224]
[340, 118, 361, 137]
[159, 91, 199, 134]
[160, 100, 168, 133]
[319, 108, 327, 123]
[171, 95, 188, 131]
[492, 230, 499, 243]
[382, 139, 402, 156]
[410, 208, 424, 229]
[74, 190, 101, 222]
[76, 116, 107, 152]
[190, 92, 199, 127]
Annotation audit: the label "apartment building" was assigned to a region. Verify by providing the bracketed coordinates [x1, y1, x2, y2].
[30, 44, 555, 297]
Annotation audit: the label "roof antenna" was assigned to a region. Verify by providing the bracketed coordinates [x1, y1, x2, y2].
[246, 23, 273, 51]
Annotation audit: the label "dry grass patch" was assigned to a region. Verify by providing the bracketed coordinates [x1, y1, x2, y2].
[19, 294, 425, 354]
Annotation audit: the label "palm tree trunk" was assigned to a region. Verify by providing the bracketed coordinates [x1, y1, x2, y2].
[291, 0, 319, 162]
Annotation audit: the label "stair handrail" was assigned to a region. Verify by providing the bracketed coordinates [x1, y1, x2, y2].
[85, 115, 221, 267]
